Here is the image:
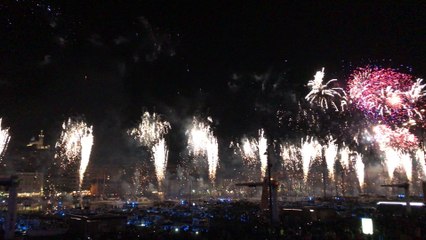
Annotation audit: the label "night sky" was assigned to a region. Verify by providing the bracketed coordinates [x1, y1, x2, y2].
[0, 1, 425, 166]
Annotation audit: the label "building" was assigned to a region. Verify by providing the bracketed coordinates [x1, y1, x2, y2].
[16, 172, 43, 197]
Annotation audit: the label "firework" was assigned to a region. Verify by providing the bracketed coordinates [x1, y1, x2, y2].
[258, 129, 268, 179]
[240, 137, 258, 165]
[305, 68, 347, 111]
[0, 118, 10, 161]
[55, 118, 93, 189]
[415, 149, 426, 177]
[339, 143, 350, 169]
[280, 143, 299, 166]
[301, 136, 322, 180]
[353, 153, 365, 189]
[400, 151, 412, 182]
[152, 138, 168, 187]
[382, 147, 413, 181]
[128, 111, 171, 147]
[129, 111, 171, 187]
[372, 125, 418, 151]
[347, 67, 424, 123]
[187, 117, 219, 182]
[324, 137, 338, 179]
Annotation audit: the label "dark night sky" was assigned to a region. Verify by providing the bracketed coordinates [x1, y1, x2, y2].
[0, 1, 425, 165]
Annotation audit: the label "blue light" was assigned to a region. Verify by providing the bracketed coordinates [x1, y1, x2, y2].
[397, 194, 405, 199]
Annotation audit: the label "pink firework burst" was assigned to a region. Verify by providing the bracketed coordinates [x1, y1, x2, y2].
[372, 124, 418, 151]
[347, 67, 423, 124]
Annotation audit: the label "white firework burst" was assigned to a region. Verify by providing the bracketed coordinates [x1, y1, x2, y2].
[305, 68, 347, 111]
[128, 111, 171, 147]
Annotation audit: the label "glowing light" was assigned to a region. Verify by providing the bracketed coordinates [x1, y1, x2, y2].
[187, 117, 219, 182]
[55, 118, 93, 189]
[305, 68, 347, 111]
[361, 218, 373, 235]
[0, 118, 11, 161]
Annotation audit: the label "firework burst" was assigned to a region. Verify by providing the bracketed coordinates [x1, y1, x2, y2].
[347, 67, 424, 124]
[305, 68, 347, 111]
[187, 117, 219, 182]
[372, 124, 418, 151]
[129, 111, 171, 187]
[128, 111, 171, 147]
[55, 118, 94, 189]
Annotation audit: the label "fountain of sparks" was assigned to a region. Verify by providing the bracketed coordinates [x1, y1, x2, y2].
[258, 129, 268, 179]
[152, 139, 169, 188]
[339, 143, 350, 170]
[187, 117, 219, 182]
[324, 136, 338, 179]
[55, 118, 93, 191]
[301, 136, 322, 181]
[353, 153, 365, 190]
[231, 129, 268, 180]
[129, 111, 171, 189]
[416, 149, 426, 177]
[0, 118, 10, 161]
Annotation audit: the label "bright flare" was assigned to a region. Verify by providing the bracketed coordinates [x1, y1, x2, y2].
[0, 118, 11, 161]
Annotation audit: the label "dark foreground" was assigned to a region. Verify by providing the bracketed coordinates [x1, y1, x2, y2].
[1, 199, 425, 240]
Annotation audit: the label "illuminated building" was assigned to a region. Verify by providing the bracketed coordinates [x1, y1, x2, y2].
[15, 172, 44, 197]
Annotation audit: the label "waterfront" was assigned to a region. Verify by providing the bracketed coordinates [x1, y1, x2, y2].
[0, 195, 424, 239]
